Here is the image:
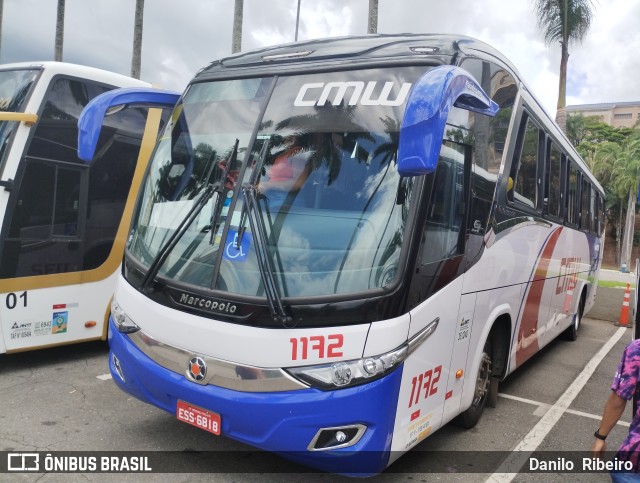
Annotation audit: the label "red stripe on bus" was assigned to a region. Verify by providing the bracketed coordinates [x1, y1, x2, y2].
[515, 227, 563, 367]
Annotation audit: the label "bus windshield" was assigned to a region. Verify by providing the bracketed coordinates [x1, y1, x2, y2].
[127, 67, 426, 298]
[0, 68, 37, 113]
[0, 69, 39, 170]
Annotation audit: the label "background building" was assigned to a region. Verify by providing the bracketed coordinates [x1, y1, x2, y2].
[566, 101, 640, 128]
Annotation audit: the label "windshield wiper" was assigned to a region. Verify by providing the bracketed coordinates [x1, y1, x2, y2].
[242, 182, 293, 327]
[236, 138, 269, 248]
[140, 140, 239, 293]
[209, 138, 239, 244]
[140, 184, 215, 293]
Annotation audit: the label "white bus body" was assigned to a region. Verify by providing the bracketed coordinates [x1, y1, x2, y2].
[0, 62, 166, 354]
[79, 35, 604, 474]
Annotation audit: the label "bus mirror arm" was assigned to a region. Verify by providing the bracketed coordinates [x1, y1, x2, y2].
[0, 178, 13, 191]
[398, 66, 499, 177]
[77, 87, 181, 163]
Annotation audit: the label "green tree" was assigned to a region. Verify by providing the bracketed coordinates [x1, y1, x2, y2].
[593, 135, 640, 269]
[566, 112, 586, 146]
[569, 114, 635, 170]
[533, 0, 595, 131]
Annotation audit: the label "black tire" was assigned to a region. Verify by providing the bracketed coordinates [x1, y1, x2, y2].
[486, 377, 499, 408]
[455, 338, 493, 429]
[563, 292, 585, 341]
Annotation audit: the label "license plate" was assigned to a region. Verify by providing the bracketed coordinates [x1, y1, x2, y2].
[176, 400, 221, 435]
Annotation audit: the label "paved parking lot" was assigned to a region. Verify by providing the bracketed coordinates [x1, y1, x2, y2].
[0, 315, 635, 482]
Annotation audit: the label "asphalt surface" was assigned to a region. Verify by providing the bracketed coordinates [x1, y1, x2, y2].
[0, 314, 636, 482]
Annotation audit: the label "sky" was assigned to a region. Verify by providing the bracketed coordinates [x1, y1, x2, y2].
[1, 0, 639, 118]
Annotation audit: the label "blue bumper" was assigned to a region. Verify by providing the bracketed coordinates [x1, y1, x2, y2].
[108, 318, 403, 475]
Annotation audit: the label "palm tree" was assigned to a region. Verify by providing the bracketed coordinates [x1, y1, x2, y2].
[593, 136, 640, 269]
[131, 0, 144, 79]
[368, 0, 378, 34]
[55, 0, 65, 61]
[294, 0, 301, 41]
[232, 0, 243, 53]
[533, 0, 595, 132]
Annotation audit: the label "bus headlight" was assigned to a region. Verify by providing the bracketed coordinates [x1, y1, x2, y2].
[111, 298, 140, 333]
[286, 345, 408, 390]
[285, 318, 439, 390]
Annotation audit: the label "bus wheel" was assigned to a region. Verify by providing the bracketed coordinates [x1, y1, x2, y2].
[563, 292, 585, 341]
[487, 377, 499, 408]
[455, 338, 492, 429]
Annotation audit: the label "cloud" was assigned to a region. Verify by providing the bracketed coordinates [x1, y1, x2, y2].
[1, 0, 637, 115]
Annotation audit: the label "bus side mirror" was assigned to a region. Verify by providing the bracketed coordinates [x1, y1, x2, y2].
[398, 66, 499, 177]
[78, 87, 180, 163]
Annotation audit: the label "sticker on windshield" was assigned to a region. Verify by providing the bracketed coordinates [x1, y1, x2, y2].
[224, 229, 251, 262]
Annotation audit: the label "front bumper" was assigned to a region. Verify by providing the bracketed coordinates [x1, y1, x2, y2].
[108, 317, 404, 475]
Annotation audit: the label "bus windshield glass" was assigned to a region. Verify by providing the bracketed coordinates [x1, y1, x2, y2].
[0, 68, 39, 170]
[127, 67, 426, 298]
[0, 68, 37, 113]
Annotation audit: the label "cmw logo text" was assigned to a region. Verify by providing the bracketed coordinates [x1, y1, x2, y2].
[294, 81, 412, 107]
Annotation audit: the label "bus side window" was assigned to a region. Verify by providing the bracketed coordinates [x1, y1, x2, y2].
[508, 115, 540, 209]
[566, 162, 579, 226]
[458, 58, 517, 233]
[546, 142, 563, 219]
[0, 160, 84, 278]
[421, 142, 466, 265]
[581, 177, 591, 231]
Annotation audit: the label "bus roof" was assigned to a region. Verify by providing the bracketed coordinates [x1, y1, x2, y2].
[193, 34, 602, 195]
[0, 61, 149, 89]
[195, 34, 523, 80]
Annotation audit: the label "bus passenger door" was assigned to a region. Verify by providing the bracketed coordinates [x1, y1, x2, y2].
[391, 142, 469, 453]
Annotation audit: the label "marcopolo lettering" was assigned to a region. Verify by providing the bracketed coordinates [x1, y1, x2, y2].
[178, 293, 237, 314]
[294, 81, 412, 107]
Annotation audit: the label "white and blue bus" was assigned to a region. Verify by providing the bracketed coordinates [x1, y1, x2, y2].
[0, 62, 169, 354]
[79, 34, 605, 474]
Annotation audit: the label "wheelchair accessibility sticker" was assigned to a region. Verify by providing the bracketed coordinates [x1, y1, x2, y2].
[224, 229, 252, 262]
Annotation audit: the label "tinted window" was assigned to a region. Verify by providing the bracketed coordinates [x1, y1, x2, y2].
[590, 188, 597, 234]
[567, 163, 579, 225]
[458, 59, 517, 170]
[1, 160, 84, 278]
[421, 142, 466, 264]
[128, 69, 420, 297]
[547, 143, 563, 218]
[581, 178, 590, 231]
[509, 117, 539, 208]
[455, 59, 518, 233]
[0, 68, 39, 173]
[0, 77, 153, 278]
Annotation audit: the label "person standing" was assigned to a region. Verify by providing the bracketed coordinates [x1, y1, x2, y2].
[592, 338, 640, 482]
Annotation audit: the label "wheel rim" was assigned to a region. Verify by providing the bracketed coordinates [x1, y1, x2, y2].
[472, 351, 492, 407]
